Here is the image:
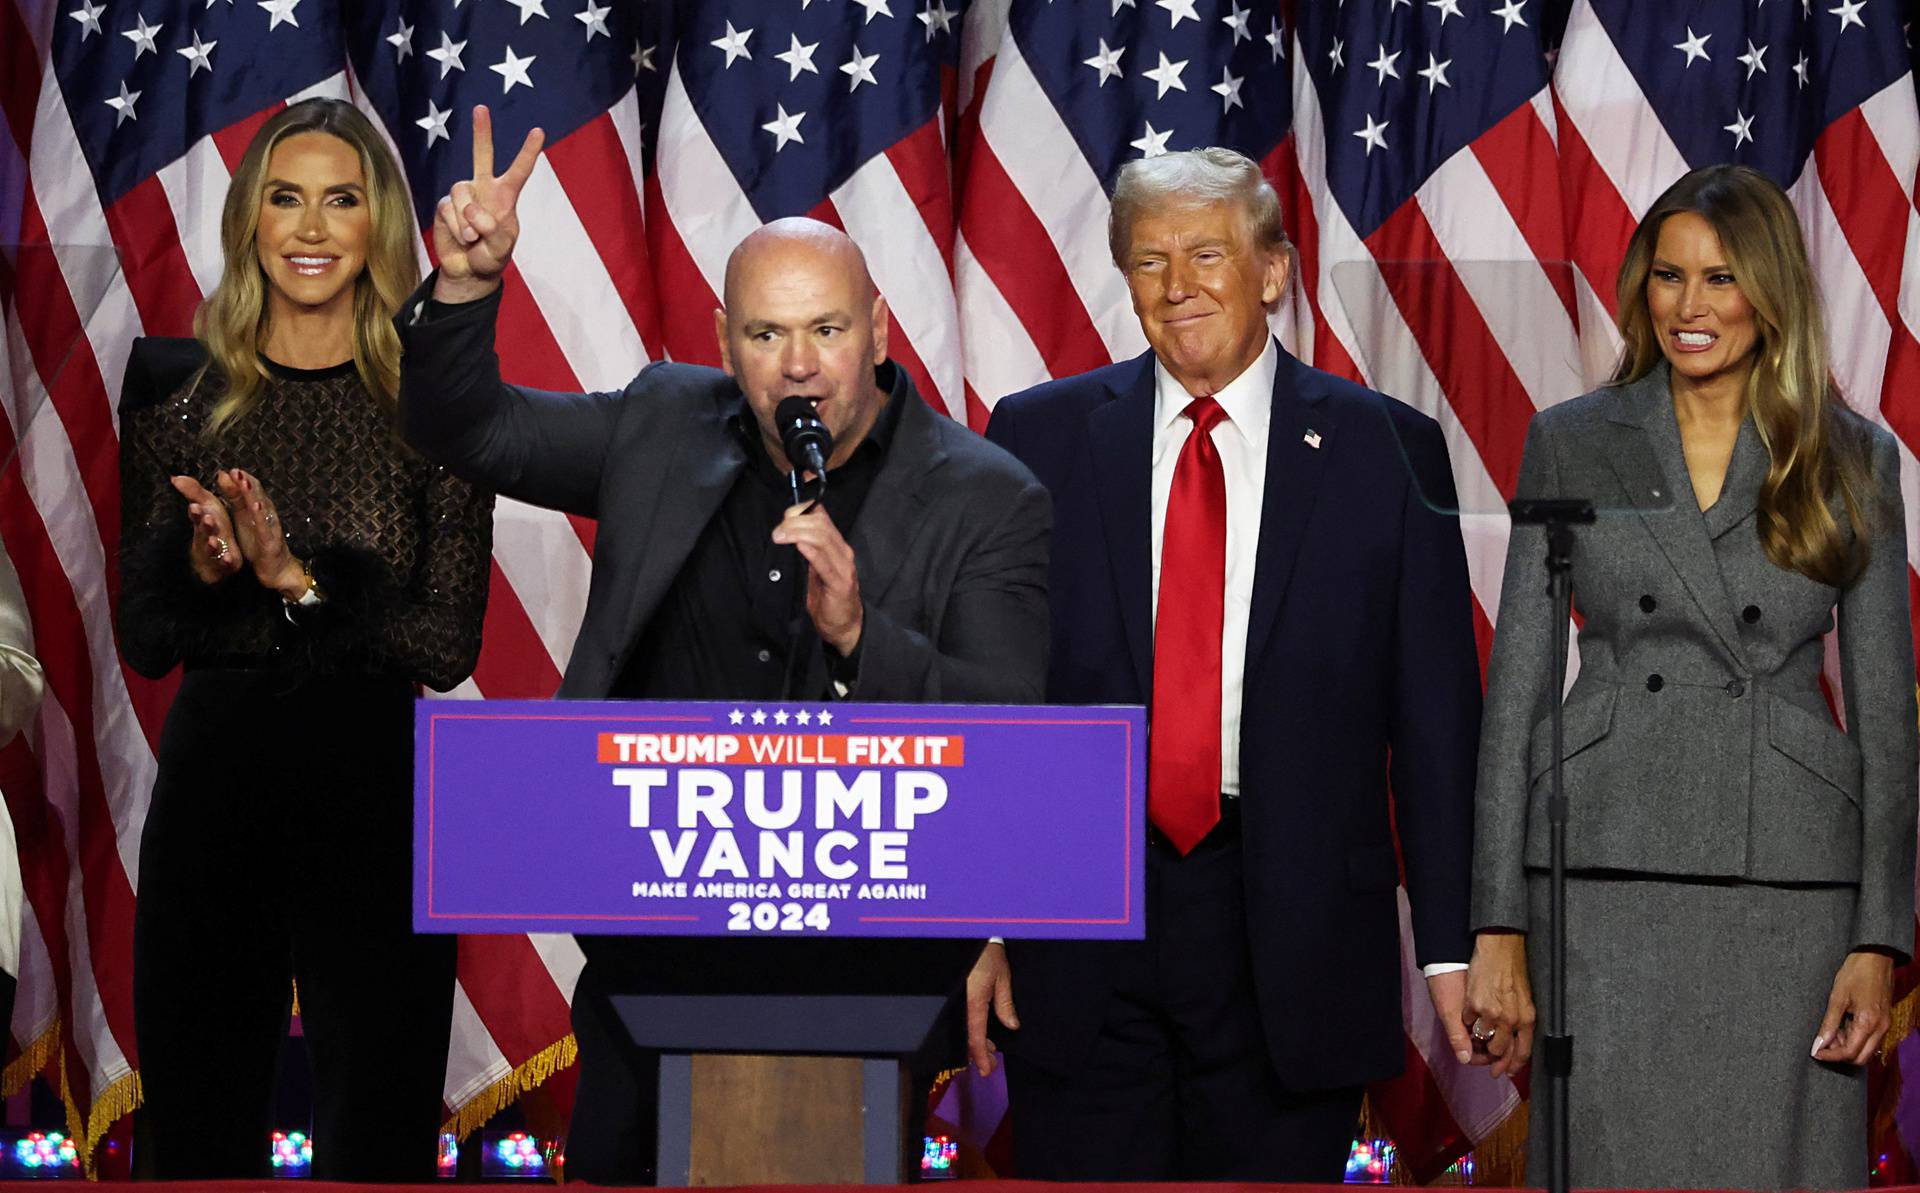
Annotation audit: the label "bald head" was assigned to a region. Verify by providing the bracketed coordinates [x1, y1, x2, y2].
[723, 217, 875, 308]
[714, 217, 892, 473]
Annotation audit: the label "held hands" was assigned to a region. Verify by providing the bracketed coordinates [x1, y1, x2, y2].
[172, 474, 243, 585]
[965, 941, 1019, 1077]
[1813, 950, 1895, 1066]
[216, 469, 307, 601]
[1463, 930, 1536, 1078]
[431, 105, 545, 304]
[772, 502, 863, 656]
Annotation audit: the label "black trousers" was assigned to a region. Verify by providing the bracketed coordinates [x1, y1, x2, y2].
[133, 669, 454, 1181]
[1005, 818, 1363, 1180]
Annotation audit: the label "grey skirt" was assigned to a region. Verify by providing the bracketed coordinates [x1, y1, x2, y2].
[1524, 872, 1865, 1190]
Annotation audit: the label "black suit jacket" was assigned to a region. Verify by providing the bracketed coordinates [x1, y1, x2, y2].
[395, 279, 1052, 705]
[985, 344, 1480, 1090]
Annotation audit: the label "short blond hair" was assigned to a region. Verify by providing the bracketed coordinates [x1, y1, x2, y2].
[1108, 147, 1290, 267]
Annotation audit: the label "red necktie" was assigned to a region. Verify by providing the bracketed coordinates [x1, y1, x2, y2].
[1149, 396, 1227, 855]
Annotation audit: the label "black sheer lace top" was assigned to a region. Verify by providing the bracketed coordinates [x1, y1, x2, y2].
[116, 338, 494, 691]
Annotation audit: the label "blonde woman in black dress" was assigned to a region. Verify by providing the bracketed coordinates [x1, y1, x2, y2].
[117, 98, 492, 1180]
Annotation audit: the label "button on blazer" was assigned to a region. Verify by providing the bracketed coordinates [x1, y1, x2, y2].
[1472, 365, 1918, 955]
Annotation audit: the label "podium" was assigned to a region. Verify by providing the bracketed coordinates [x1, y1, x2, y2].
[611, 992, 955, 1184]
[414, 698, 1146, 1183]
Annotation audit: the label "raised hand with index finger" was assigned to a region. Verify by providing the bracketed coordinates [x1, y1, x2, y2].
[432, 104, 545, 304]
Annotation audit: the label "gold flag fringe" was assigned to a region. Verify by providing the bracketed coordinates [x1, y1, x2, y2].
[2, 1017, 59, 1098]
[1358, 1092, 1530, 1185]
[81, 1069, 141, 1177]
[441, 1033, 579, 1144]
[1461, 1099, 1529, 1187]
[1881, 983, 1919, 1061]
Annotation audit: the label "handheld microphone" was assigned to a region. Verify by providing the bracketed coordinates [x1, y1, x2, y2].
[774, 395, 833, 482]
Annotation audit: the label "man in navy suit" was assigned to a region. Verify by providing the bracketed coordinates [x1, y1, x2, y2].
[976, 148, 1484, 1180]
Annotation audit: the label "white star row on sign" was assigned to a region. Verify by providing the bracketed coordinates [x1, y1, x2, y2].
[727, 708, 836, 726]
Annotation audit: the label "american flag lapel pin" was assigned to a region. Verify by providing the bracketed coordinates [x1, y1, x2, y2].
[1303, 428, 1322, 449]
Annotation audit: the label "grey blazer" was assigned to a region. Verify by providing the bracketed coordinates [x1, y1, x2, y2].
[393, 279, 1051, 703]
[1472, 365, 1918, 954]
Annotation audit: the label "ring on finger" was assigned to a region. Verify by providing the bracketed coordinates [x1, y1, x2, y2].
[1470, 1016, 1497, 1042]
[265, 513, 276, 525]
[211, 536, 229, 560]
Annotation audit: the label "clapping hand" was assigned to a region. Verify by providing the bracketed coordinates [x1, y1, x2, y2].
[431, 105, 545, 304]
[216, 469, 307, 601]
[171, 474, 243, 585]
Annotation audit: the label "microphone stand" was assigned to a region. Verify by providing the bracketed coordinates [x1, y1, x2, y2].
[1506, 496, 1594, 1193]
[779, 464, 826, 701]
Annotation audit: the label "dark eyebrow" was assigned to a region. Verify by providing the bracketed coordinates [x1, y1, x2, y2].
[1650, 256, 1732, 274]
[263, 178, 367, 196]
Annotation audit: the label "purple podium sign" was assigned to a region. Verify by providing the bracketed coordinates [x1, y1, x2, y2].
[415, 699, 1145, 940]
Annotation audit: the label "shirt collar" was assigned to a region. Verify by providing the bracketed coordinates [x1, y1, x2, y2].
[731, 360, 906, 473]
[1151, 337, 1276, 451]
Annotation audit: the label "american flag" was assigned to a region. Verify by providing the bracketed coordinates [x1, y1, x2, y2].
[6, 0, 1920, 1178]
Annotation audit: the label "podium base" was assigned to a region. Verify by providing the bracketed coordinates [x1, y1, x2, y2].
[656, 1053, 911, 1185]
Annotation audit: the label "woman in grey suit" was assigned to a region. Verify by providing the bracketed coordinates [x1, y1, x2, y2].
[1464, 163, 1917, 1188]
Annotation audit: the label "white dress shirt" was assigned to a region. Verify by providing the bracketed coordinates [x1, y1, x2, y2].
[1148, 340, 1276, 798]
[1146, 342, 1467, 980]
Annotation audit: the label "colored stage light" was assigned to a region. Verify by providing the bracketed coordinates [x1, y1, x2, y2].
[920, 1135, 959, 1179]
[437, 1133, 459, 1177]
[9, 1132, 81, 1178]
[481, 1132, 550, 1178]
[1344, 1137, 1395, 1184]
[270, 1131, 312, 1176]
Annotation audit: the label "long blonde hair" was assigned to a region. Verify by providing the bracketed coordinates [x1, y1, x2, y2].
[1613, 164, 1873, 586]
[196, 98, 419, 438]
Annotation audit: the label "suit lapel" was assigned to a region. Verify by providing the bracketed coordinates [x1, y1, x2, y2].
[1704, 417, 1766, 541]
[1598, 370, 1751, 669]
[1087, 354, 1158, 698]
[617, 392, 747, 654]
[1244, 349, 1336, 673]
[847, 391, 946, 607]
